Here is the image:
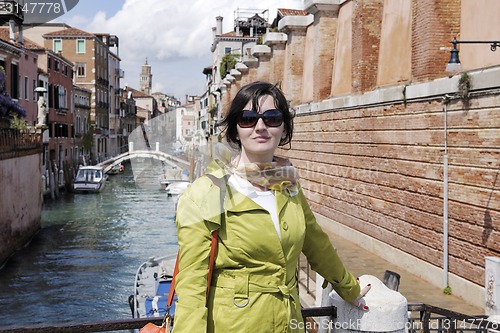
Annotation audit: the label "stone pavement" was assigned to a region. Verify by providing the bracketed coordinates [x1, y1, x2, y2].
[326, 232, 485, 316]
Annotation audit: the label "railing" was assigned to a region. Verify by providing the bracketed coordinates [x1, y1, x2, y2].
[1, 304, 497, 333]
[0, 128, 42, 158]
[407, 303, 496, 333]
[0, 306, 337, 333]
[298, 253, 315, 296]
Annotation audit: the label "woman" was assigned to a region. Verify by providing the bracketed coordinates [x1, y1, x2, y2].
[173, 82, 368, 333]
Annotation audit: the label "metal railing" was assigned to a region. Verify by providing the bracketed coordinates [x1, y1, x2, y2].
[408, 303, 497, 333]
[0, 304, 497, 333]
[0, 128, 42, 159]
[0, 306, 337, 333]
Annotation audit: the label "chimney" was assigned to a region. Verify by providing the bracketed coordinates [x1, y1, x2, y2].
[9, 20, 15, 43]
[18, 25, 23, 45]
[216, 16, 223, 35]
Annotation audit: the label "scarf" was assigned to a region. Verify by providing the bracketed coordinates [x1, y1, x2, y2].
[213, 143, 299, 195]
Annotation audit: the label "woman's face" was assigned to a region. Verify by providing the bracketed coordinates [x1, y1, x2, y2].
[236, 95, 285, 164]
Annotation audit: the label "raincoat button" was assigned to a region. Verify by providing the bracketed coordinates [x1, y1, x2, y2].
[282, 221, 288, 230]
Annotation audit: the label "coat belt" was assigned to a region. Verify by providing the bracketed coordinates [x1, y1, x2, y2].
[212, 271, 298, 309]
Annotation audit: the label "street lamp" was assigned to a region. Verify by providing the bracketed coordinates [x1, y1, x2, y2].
[446, 37, 500, 72]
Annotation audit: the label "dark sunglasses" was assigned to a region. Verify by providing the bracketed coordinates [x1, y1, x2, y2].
[237, 109, 284, 128]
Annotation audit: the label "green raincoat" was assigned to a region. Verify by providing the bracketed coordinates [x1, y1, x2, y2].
[172, 160, 360, 333]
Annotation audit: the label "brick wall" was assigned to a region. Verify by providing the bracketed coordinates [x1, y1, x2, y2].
[222, 0, 499, 291]
[351, 0, 383, 93]
[411, 0, 461, 81]
[279, 94, 499, 286]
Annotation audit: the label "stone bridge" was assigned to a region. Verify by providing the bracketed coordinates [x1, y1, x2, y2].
[97, 150, 190, 174]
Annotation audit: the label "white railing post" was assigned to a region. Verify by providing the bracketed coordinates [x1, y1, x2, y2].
[325, 275, 407, 333]
[155, 142, 160, 151]
[129, 142, 134, 152]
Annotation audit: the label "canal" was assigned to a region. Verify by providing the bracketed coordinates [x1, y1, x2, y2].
[0, 163, 178, 328]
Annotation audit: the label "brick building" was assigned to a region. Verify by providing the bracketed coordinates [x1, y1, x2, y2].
[24, 24, 122, 163]
[210, 0, 499, 311]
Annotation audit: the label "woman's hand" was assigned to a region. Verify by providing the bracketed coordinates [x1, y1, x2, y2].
[350, 279, 371, 311]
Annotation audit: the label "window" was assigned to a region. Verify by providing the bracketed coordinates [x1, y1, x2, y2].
[76, 63, 86, 77]
[47, 57, 52, 69]
[53, 39, 62, 53]
[83, 117, 88, 134]
[76, 39, 85, 54]
[76, 116, 81, 134]
[10, 63, 18, 99]
[32, 79, 36, 101]
[54, 61, 60, 72]
[59, 88, 67, 109]
[24, 77, 28, 100]
[225, 47, 231, 54]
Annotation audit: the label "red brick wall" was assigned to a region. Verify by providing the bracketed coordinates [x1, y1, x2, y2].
[229, 0, 498, 288]
[351, 0, 383, 93]
[279, 95, 499, 286]
[311, 10, 338, 101]
[411, 0, 461, 81]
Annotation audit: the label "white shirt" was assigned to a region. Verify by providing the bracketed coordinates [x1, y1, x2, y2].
[228, 174, 281, 240]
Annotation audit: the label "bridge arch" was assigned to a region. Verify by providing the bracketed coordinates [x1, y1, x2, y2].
[98, 150, 190, 174]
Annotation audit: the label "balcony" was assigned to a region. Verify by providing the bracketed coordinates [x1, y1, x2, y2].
[97, 77, 109, 86]
[115, 68, 125, 78]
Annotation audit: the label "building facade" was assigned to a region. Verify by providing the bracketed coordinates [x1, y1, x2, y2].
[72, 85, 91, 165]
[32, 48, 73, 171]
[25, 24, 122, 163]
[208, 1, 500, 311]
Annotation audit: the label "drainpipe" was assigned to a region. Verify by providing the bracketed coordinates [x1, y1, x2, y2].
[442, 95, 451, 288]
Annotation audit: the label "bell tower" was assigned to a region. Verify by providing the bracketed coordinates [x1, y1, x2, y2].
[139, 58, 152, 95]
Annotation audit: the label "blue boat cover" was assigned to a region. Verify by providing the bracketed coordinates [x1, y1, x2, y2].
[145, 281, 177, 317]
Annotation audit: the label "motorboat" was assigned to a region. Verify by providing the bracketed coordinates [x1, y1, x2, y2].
[73, 166, 108, 193]
[165, 180, 190, 196]
[106, 163, 124, 175]
[129, 255, 177, 319]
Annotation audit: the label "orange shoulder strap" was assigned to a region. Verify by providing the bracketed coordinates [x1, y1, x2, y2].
[167, 174, 226, 310]
[167, 229, 218, 308]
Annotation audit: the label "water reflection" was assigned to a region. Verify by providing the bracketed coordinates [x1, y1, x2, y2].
[0, 166, 177, 328]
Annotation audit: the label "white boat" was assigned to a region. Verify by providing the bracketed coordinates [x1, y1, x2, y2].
[129, 254, 177, 319]
[106, 163, 124, 175]
[73, 166, 108, 193]
[165, 180, 190, 196]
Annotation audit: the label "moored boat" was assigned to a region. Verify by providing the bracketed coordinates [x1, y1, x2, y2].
[165, 180, 191, 196]
[73, 166, 108, 193]
[106, 163, 124, 175]
[129, 254, 177, 319]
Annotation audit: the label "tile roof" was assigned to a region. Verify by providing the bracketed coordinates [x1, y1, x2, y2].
[277, 8, 309, 16]
[0, 28, 44, 50]
[125, 86, 152, 98]
[43, 27, 95, 38]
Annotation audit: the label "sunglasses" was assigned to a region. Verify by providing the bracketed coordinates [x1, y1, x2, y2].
[237, 109, 284, 128]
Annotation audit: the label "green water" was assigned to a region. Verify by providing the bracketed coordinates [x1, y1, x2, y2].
[0, 164, 178, 328]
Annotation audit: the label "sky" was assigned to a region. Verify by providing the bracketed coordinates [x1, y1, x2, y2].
[54, 0, 303, 101]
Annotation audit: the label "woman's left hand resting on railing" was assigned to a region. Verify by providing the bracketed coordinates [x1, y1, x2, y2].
[350, 280, 371, 311]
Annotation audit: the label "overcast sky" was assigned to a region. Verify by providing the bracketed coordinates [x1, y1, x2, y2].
[57, 0, 303, 101]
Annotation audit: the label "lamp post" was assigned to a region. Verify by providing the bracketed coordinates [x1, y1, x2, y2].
[446, 37, 500, 72]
